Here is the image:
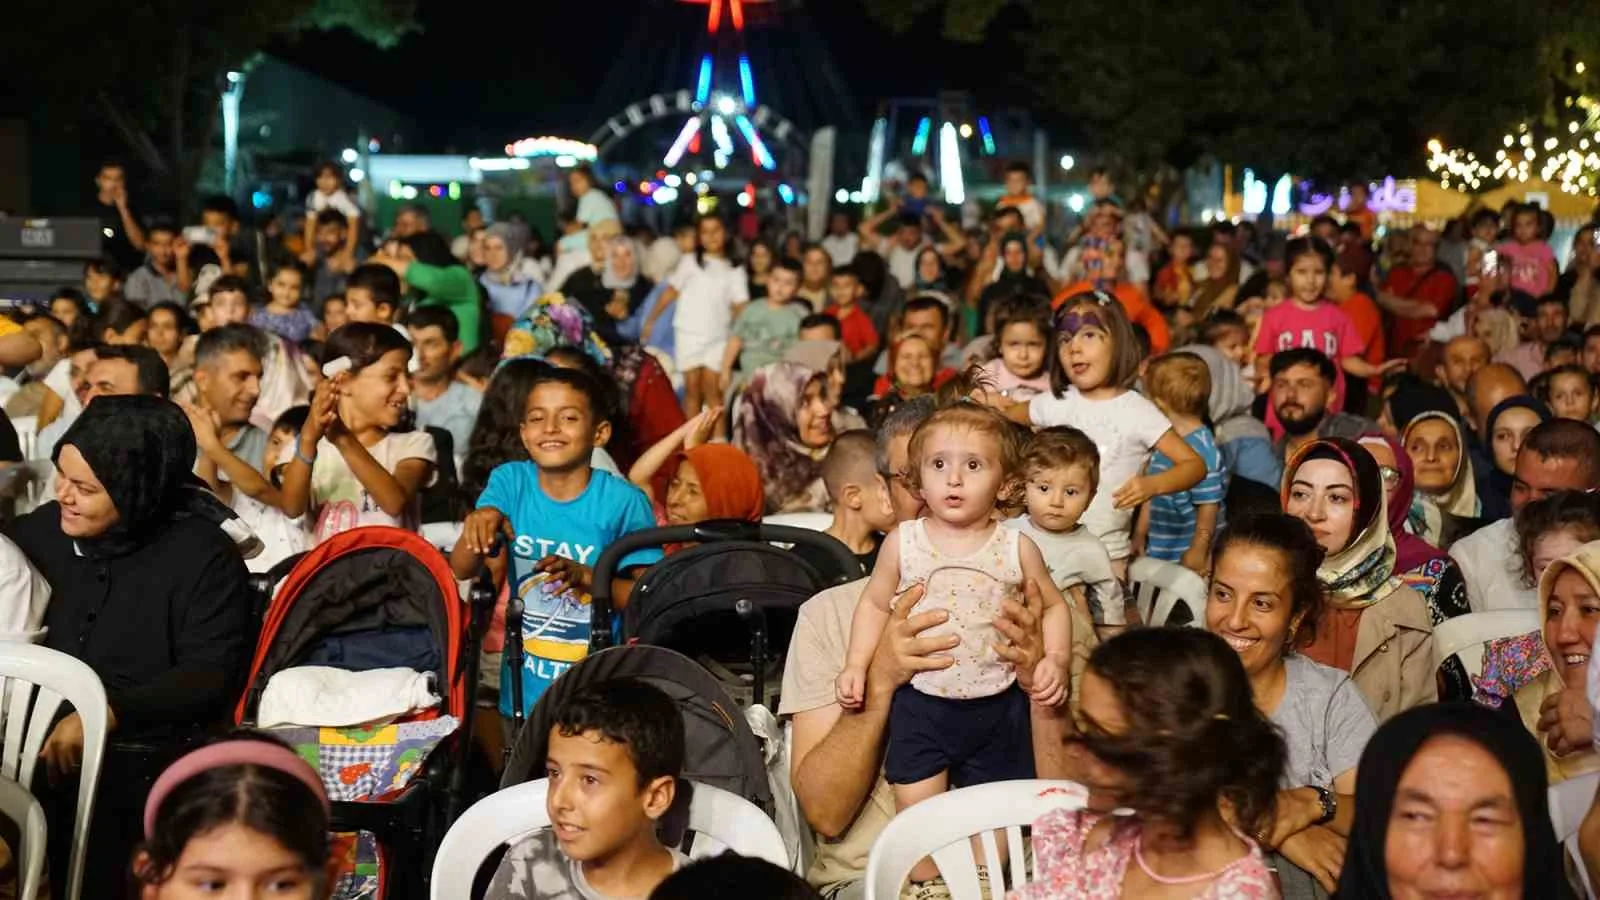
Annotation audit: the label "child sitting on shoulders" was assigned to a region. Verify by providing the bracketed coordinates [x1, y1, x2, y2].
[1134, 353, 1226, 575]
[836, 401, 1071, 888]
[486, 679, 689, 900]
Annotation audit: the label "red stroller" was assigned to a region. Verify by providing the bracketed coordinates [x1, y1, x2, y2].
[235, 526, 491, 898]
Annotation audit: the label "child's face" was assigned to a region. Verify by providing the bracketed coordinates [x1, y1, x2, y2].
[1474, 218, 1500, 243]
[146, 308, 181, 354]
[209, 291, 250, 328]
[323, 297, 349, 332]
[674, 228, 697, 254]
[1550, 372, 1595, 421]
[766, 267, 799, 306]
[341, 348, 411, 430]
[1024, 463, 1094, 534]
[918, 425, 1006, 529]
[522, 382, 607, 471]
[316, 169, 340, 195]
[50, 297, 80, 327]
[861, 473, 897, 533]
[906, 178, 929, 199]
[545, 727, 673, 865]
[1514, 211, 1540, 244]
[697, 218, 727, 255]
[409, 324, 459, 382]
[1170, 234, 1194, 264]
[829, 274, 860, 308]
[797, 324, 839, 344]
[269, 269, 303, 308]
[1004, 170, 1029, 197]
[343, 287, 391, 324]
[1057, 309, 1116, 392]
[137, 822, 319, 900]
[1088, 172, 1113, 200]
[266, 426, 296, 473]
[1327, 264, 1355, 300]
[1287, 253, 1328, 304]
[664, 459, 709, 525]
[1211, 326, 1249, 366]
[999, 320, 1047, 380]
[84, 267, 116, 301]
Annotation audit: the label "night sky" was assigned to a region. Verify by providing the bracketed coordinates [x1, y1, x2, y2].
[269, 0, 1024, 152]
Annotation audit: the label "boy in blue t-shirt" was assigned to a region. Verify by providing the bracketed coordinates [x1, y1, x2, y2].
[452, 366, 661, 715]
[1135, 353, 1225, 574]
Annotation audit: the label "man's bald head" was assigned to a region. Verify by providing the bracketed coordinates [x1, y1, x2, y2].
[1467, 363, 1527, 435]
[1437, 335, 1491, 397]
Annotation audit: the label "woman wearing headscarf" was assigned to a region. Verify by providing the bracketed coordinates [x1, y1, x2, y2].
[1188, 240, 1241, 318]
[1481, 395, 1553, 521]
[732, 360, 838, 513]
[1336, 703, 1578, 899]
[625, 409, 764, 532]
[1511, 541, 1600, 786]
[480, 221, 545, 339]
[1283, 437, 1436, 720]
[976, 232, 1049, 334]
[1180, 344, 1280, 489]
[6, 395, 252, 893]
[1401, 407, 1480, 547]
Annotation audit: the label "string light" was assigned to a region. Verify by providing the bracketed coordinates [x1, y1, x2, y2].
[1425, 104, 1600, 197]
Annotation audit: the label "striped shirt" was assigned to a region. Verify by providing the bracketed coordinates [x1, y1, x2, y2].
[1145, 426, 1225, 562]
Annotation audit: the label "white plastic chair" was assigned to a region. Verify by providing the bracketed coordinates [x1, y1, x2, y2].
[762, 512, 832, 532]
[865, 780, 1088, 900]
[0, 776, 45, 900]
[0, 643, 108, 900]
[420, 521, 464, 552]
[9, 416, 36, 463]
[1550, 772, 1600, 899]
[1128, 557, 1207, 627]
[1430, 609, 1541, 675]
[430, 779, 791, 900]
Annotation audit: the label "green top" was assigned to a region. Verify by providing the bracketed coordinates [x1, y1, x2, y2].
[405, 261, 483, 353]
[732, 300, 805, 373]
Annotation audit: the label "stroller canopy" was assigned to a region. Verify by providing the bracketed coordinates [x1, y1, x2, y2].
[502, 645, 775, 815]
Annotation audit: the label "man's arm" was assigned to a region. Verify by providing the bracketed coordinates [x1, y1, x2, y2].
[995, 579, 1082, 781]
[1375, 290, 1440, 320]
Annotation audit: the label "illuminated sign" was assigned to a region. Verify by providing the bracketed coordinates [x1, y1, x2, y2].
[504, 137, 599, 161]
[1298, 176, 1417, 216]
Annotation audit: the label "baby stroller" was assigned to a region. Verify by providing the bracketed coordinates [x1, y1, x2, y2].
[235, 526, 493, 899]
[601, 519, 858, 709]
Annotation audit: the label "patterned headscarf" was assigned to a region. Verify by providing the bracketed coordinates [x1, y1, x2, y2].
[1283, 437, 1402, 608]
[732, 361, 830, 514]
[501, 292, 612, 368]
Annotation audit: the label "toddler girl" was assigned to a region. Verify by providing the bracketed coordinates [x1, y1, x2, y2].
[1495, 203, 1558, 299]
[1001, 290, 1205, 569]
[281, 323, 437, 542]
[979, 294, 1053, 402]
[644, 214, 749, 416]
[303, 160, 362, 260]
[251, 265, 322, 343]
[837, 402, 1071, 882]
[1252, 237, 1402, 407]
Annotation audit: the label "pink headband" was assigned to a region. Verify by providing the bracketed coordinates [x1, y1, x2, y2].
[143, 741, 331, 838]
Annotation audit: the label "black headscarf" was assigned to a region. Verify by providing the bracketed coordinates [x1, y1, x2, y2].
[1336, 703, 1576, 900]
[54, 395, 234, 559]
[1385, 375, 1458, 434]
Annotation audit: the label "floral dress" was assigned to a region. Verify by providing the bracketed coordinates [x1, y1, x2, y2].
[1010, 809, 1278, 899]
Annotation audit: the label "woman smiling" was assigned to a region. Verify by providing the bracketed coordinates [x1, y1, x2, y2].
[1206, 514, 1378, 896]
[1513, 540, 1600, 784]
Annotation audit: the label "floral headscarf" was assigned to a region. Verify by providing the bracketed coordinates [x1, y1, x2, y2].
[1284, 437, 1403, 608]
[501, 292, 612, 368]
[732, 361, 831, 514]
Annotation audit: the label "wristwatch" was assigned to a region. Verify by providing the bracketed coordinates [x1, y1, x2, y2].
[1311, 785, 1337, 826]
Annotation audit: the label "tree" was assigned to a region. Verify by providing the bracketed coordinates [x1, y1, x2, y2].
[865, 0, 1594, 189]
[4, 0, 417, 215]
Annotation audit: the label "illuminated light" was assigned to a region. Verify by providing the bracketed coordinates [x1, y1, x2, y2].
[712, 115, 735, 157]
[689, 132, 702, 154]
[695, 181, 710, 195]
[736, 192, 752, 208]
[507, 136, 597, 161]
[959, 123, 973, 139]
[1521, 133, 1534, 147]
[849, 191, 865, 203]
[1580, 61, 1588, 74]
[368, 139, 381, 153]
[707, 0, 722, 32]
[429, 185, 443, 198]
[1505, 135, 1515, 147]
[401, 185, 418, 200]
[341, 148, 358, 164]
[226, 71, 242, 84]
[1059, 154, 1075, 171]
[555, 155, 577, 168]
[695, 55, 714, 104]
[938, 122, 965, 204]
[251, 190, 272, 210]
[738, 56, 756, 106]
[663, 118, 702, 168]
[697, 195, 717, 215]
[1525, 147, 1536, 159]
[664, 174, 682, 187]
[716, 94, 738, 116]
[835, 188, 849, 203]
[349, 168, 365, 183]
[730, 0, 745, 30]
[977, 116, 996, 156]
[1496, 149, 1507, 160]
[1573, 122, 1583, 134]
[686, 172, 698, 185]
[864, 117, 888, 201]
[470, 157, 531, 172]
[448, 181, 460, 200]
[1067, 194, 1085, 212]
[388, 180, 404, 199]
[1519, 122, 1529, 133]
[911, 117, 932, 156]
[1427, 139, 1442, 153]
[1546, 137, 1560, 150]
[614, 181, 626, 192]
[652, 186, 679, 205]
[733, 114, 776, 169]
[639, 181, 654, 194]
[1270, 174, 1293, 216]
[777, 184, 795, 204]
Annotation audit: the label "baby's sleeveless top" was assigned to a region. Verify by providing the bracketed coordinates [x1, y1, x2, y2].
[894, 519, 1023, 699]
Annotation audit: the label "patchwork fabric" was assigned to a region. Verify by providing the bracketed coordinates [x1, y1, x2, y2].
[271, 715, 459, 802]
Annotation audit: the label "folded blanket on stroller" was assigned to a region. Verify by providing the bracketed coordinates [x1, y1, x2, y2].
[259, 666, 440, 728]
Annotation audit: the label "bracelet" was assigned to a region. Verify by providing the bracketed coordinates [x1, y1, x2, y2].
[294, 442, 318, 467]
[1311, 785, 1337, 826]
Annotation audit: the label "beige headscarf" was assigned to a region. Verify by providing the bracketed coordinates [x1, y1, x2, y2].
[1516, 540, 1600, 785]
[1400, 410, 1479, 525]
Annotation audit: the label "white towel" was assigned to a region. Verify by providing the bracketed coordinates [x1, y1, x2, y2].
[257, 666, 439, 728]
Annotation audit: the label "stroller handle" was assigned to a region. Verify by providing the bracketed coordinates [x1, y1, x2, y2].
[588, 519, 862, 646]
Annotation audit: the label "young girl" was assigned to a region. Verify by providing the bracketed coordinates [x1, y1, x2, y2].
[643, 215, 748, 416]
[302, 160, 362, 262]
[134, 733, 331, 899]
[1252, 236, 1402, 409]
[836, 402, 1070, 883]
[746, 238, 775, 301]
[95, 299, 147, 345]
[281, 323, 437, 542]
[979, 294, 1052, 402]
[1495, 203, 1558, 299]
[251, 265, 322, 343]
[1000, 291, 1205, 569]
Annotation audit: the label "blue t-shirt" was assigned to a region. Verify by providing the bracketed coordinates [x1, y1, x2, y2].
[478, 463, 662, 714]
[1145, 426, 1226, 562]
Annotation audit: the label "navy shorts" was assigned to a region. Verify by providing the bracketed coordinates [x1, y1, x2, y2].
[884, 684, 1034, 786]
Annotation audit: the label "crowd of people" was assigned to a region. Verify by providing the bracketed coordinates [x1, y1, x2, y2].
[5, 154, 1600, 897]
